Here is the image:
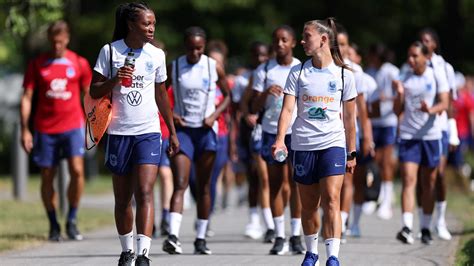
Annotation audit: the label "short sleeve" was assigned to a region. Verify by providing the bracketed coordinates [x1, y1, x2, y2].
[445, 62, 457, 99]
[342, 69, 357, 101]
[354, 72, 366, 95]
[155, 49, 167, 83]
[23, 59, 37, 91]
[283, 63, 301, 97]
[78, 56, 92, 89]
[252, 63, 266, 92]
[434, 66, 449, 94]
[93, 44, 110, 78]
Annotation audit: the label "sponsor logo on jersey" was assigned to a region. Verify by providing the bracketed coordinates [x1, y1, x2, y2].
[426, 83, 432, 91]
[328, 80, 337, 93]
[308, 106, 328, 120]
[302, 94, 335, 104]
[46, 78, 72, 100]
[127, 90, 142, 106]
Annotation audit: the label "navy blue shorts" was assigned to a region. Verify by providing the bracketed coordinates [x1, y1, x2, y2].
[398, 139, 441, 168]
[373, 126, 397, 148]
[105, 133, 162, 176]
[261, 132, 292, 165]
[176, 127, 217, 161]
[159, 138, 170, 167]
[292, 147, 346, 185]
[32, 127, 85, 168]
[441, 131, 449, 157]
[250, 125, 263, 154]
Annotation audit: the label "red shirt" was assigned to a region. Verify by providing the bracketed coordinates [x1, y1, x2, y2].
[454, 90, 474, 138]
[23, 50, 92, 134]
[159, 87, 174, 139]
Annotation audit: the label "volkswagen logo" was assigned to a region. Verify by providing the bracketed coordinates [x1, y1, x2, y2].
[127, 90, 142, 106]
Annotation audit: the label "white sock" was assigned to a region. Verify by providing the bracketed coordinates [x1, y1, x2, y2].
[262, 208, 275, 230]
[119, 231, 134, 253]
[273, 215, 285, 238]
[402, 212, 414, 230]
[381, 181, 393, 207]
[196, 219, 209, 239]
[418, 207, 423, 230]
[136, 234, 151, 257]
[291, 218, 301, 236]
[249, 207, 260, 225]
[421, 214, 432, 230]
[352, 204, 362, 227]
[169, 212, 183, 237]
[340, 211, 349, 232]
[304, 233, 319, 254]
[325, 238, 341, 258]
[436, 201, 447, 227]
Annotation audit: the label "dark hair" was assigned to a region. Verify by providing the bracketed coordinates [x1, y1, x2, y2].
[112, 2, 150, 41]
[418, 27, 440, 54]
[184, 26, 207, 42]
[304, 17, 349, 69]
[47, 20, 69, 37]
[411, 41, 430, 56]
[250, 41, 268, 53]
[207, 39, 228, 57]
[272, 25, 296, 40]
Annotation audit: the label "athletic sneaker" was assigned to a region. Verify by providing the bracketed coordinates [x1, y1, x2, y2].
[162, 234, 182, 254]
[362, 201, 377, 215]
[289, 235, 305, 254]
[340, 231, 347, 244]
[66, 221, 83, 241]
[349, 224, 361, 238]
[160, 219, 170, 236]
[49, 225, 61, 242]
[245, 222, 263, 240]
[301, 252, 319, 266]
[135, 255, 150, 266]
[376, 205, 393, 220]
[396, 226, 414, 244]
[194, 238, 212, 255]
[435, 225, 452, 240]
[421, 228, 433, 245]
[118, 250, 135, 266]
[326, 256, 340, 266]
[269, 237, 288, 255]
[263, 229, 276, 243]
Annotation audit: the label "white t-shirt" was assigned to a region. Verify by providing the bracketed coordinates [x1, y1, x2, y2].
[253, 58, 300, 134]
[370, 62, 399, 127]
[94, 39, 166, 135]
[439, 60, 457, 131]
[232, 70, 251, 103]
[399, 67, 449, 140]
[357, 72, 377, 139]
[284, 60, 357, 151]
[171, 54, 218, 131]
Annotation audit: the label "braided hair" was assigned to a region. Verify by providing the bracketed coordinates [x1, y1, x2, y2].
[112, 2, 150, 41]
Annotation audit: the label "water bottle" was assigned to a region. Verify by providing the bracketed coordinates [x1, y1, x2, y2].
[274, 149, 287, 162]
[121, 52, 135, 87]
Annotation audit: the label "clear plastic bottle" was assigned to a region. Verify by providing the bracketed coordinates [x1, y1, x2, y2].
[121, 52, 135, 87]
[274, 149, 287, 162]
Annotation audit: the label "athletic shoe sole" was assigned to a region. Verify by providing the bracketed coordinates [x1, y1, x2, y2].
[397, 231, 414, 244]
[163, 239, 182, 254]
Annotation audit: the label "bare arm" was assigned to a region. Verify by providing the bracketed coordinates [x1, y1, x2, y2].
[90, 66, 133, 99]
[344, 98, 357, 174]
[272, 94, 296, 156]
[20, 89, 34, 153]
[204, 63, 231, 127]
[393, 80, 405, 116]
[420, 92, 449, 115]
[356, 94, 374, 156]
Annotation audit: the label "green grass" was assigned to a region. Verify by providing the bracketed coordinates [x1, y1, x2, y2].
[0, 175, 114, 252]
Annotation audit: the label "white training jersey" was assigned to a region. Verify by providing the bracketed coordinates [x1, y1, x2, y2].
[399, 66, 449, 140]
[357, 72, 377, 139]
[253, 58, 300, 134]
[370, 62, 399, 127]
[172, 54, 218, 131]
[284, 60, 357, 151]
[439, 60, 457, 131]
[94, 39, 166, 135]
[232, 70, 251, 103]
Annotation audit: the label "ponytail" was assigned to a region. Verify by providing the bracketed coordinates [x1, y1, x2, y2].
[112, 2, 150, 42]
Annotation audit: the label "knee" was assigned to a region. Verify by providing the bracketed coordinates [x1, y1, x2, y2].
[115, 198, 132, 210]
[135, 186, 154, 205]
[322, 193, 340, 213]
[174, 176, 189, 192]
[69, 166, 84, 180]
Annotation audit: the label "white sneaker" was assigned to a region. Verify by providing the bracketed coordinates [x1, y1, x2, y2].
[435, 225, 452, 240]
[350, 224, 361, 238]
[245, 223, 263, 239]
[362, 201, 377, 215]
[377, 205, 393, 220]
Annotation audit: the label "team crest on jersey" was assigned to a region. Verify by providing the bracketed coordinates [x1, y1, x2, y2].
[146, 61, 153, 72]
[308, 106, 328, 120]
[202, 78, 209, 89]
[426, 83, 432, 91]
[328, 81, 337, 93]
[66, 67, 76, 78]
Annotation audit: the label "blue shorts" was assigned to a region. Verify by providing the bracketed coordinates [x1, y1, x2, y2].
[398, 139, 441, 168]
[32, 127, 85, 168]
[373, 126, 397, 148]
[441, 131, 449, 157]
[261, 132, 292, 165]
[176, 127, 217, 161]
[159, 138, 170, 167]
[292, 147, 346, 185]
[250, 125, 263, 154]
[356, 138, 373, 165]
[105, 133, 162, 176]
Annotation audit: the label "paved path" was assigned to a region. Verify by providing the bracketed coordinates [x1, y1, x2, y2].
[1, 191, 461, 266]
